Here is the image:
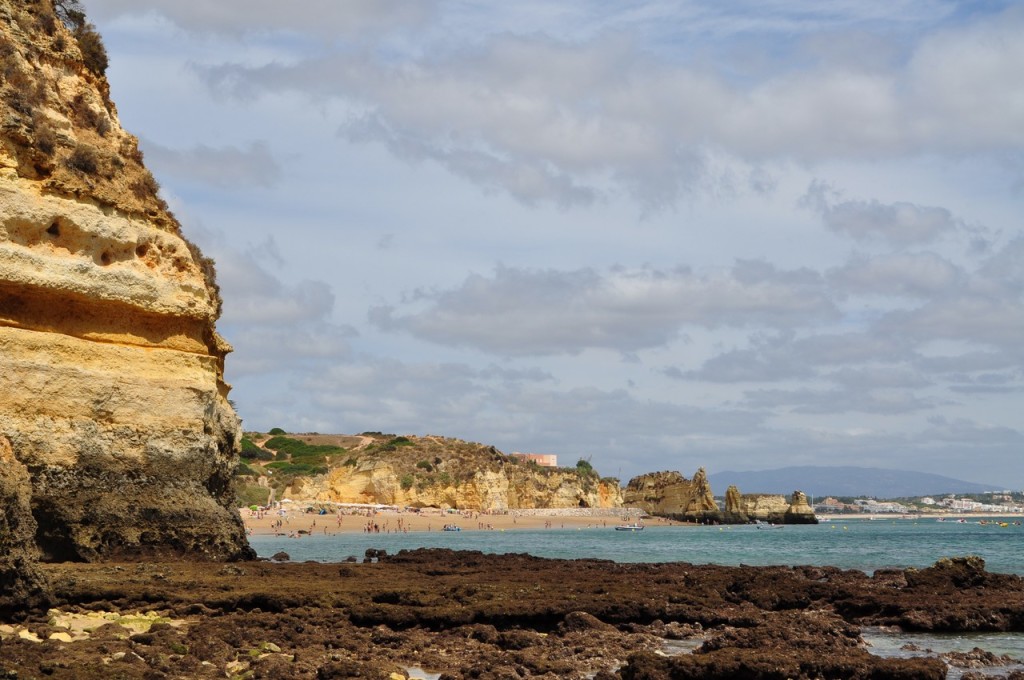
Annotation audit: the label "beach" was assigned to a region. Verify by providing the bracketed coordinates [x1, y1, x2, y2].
[240, 504, 1022, 537]
[239, 504, 674, 536]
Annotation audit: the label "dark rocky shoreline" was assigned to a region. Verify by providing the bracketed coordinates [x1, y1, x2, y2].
[1, 550, 1022, 679]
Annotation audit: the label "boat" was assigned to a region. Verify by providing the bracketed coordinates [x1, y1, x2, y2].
[614, 523, 644, 532]
[442, 524, 461, 532]
[754, 520, 784, 530]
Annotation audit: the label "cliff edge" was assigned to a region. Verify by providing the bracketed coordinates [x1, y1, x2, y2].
[0, 0, 252, 572]
[240, 433, 624, 511]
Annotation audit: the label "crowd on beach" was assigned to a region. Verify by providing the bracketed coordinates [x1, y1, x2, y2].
[240, 502, 652, 537]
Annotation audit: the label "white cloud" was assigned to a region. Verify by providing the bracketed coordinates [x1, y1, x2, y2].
[828, 252, 962, 297]
[370, 263, 837, 356]
[86, 0, 437, 37]
[879, 295, 1024, 350]
[803, 181, 961, 245]
[183, 6, 1024, 208]
[140, 140, 282, 189]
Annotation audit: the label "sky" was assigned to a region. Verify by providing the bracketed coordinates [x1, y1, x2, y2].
[83, 1, 1024, 489]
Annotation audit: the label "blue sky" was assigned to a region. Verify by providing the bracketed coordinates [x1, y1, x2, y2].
[85, 1, 1024, 488]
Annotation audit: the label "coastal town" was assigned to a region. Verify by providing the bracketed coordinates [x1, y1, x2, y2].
[811, 493, 1024, 516]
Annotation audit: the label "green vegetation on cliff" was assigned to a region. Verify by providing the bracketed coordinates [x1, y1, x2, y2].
[234, 432, 619, 508]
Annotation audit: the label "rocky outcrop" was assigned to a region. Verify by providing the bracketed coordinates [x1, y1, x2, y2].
[725, 487, 818, 524]
[295, 464, 623, 511]
[1, 1, 252, 563]
[623, 468, 721, 522]
[281, 437, 623, 511]
[0, 436, 49, 618]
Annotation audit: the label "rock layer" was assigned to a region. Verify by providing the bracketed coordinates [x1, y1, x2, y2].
[623, 468, 721, 522]
[725, 487, 818, 524]
[275, 435, 624, 511]
[0, 1, 251, 562]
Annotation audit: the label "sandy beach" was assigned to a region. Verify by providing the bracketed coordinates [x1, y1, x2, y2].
[240, 504, 1023, 537]
[238, 505, 679, 536]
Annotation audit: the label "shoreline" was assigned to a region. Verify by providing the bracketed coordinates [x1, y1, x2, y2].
[239, 505, 675, 536]
[239, 505, 1022, 537]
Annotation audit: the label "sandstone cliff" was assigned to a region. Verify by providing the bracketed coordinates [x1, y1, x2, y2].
[0, 1, 251, 565]
[724, 486, 817, 524]
[622, 468, 720, 522]
[243, 433, 623, 511]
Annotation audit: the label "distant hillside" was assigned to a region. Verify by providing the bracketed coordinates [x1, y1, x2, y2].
[234, 431, 623, 510]
[708, 466, 999, 499]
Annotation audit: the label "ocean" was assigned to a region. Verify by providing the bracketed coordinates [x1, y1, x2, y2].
[249, 517, 1024, 575]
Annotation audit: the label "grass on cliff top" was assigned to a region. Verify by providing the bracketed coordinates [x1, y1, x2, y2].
[237, 431, 618, 498]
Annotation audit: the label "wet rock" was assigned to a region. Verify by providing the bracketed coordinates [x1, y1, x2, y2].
[559, 611, 616, 633]
[942, 647, 1020, 668]
[0, 436, 50, 619]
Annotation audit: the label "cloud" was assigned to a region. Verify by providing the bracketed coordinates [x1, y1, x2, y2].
[743, 386, 935, 415]
[86, 0, 437, 38]
[828, 252, 962, 297]
[803, 181, 961, 245]
[140, 140, 282, 189]
[878, 295, 1024, 350]
[370, 263, 837, 356]
[227, 323, 355, 377]
[979, 235, 1024, 291]
[185, 7, 1024, 208]
[670, 333, 818, 383]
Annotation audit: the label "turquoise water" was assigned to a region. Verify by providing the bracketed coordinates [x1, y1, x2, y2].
[249, 517, 1024, 575]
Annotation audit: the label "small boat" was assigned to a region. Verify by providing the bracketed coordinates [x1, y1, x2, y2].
[442, 524, 461, 532]
[755, 520, 783, 530]
[614, 523, 644, 531]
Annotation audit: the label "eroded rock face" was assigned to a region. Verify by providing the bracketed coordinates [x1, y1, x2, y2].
[623, 468, 721, 522]
[0, 436, 49, 618]
[0, 2, 252, 562]
[725, 487, 818, 524]
[290, 459, 624, 510]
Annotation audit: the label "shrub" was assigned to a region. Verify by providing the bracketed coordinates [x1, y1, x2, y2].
[234, 462, 259, 477]
[65, 144, 98, 173]
[240, 437, 273, 461]
[400, 474, 415, 491]
[576, 459, 595, 476]
[73, 22, 108, 76]
[268, 427, 287, 435]
[263, 436, 346, 461]
[35, 119, 57, 155]
[416, 460, 433, 472]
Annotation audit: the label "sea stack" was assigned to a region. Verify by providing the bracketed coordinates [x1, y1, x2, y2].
[0, 0, 252, 564]
[623, 468, 722, 522]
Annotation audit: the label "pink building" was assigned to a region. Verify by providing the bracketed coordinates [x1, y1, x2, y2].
[510, 452, 558, 467]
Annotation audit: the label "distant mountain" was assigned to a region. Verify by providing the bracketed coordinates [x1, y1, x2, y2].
[707, 466, 999, 499]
